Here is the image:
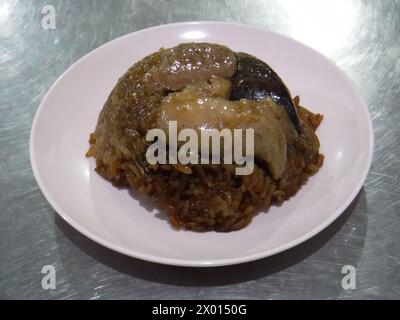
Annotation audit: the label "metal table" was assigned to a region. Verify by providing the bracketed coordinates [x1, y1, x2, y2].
[1, 0, 399, 299]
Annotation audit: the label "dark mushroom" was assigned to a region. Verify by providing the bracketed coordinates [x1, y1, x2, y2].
[230, 53, 301, 133]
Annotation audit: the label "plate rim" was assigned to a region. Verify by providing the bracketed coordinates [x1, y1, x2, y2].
[30, 21, 374, 267]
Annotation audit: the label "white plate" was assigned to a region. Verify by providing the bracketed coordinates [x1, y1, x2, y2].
[30, 22, 374, 267]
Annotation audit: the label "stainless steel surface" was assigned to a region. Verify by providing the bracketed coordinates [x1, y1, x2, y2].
[0, 0, 399, 300]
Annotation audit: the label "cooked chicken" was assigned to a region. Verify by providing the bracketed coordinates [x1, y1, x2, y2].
[145, 43, 237, 92]
[157, 78, 294, 179]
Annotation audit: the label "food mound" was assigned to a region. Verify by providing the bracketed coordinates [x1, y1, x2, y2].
[86, 43, 324, 232]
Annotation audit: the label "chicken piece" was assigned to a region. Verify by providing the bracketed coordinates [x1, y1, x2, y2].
[145, 43, 237, 92]
[156, 78, 290, 179]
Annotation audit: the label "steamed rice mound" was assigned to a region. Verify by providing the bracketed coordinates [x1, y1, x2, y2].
[86, 44, 324, 232]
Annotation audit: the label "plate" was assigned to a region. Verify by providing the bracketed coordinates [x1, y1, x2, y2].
[30, 22, 374, 267]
